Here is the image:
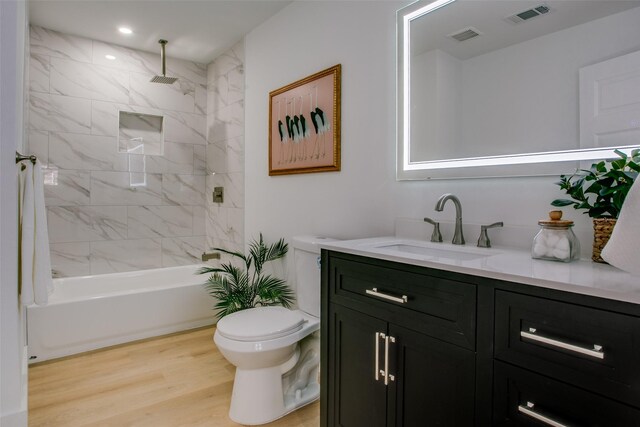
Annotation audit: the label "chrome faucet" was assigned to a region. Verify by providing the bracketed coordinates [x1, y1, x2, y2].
[434, 193, 465, 245]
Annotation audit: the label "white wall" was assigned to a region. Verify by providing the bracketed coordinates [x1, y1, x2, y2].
[246, 2, 406, 243]
[244, 0, 595, 279]
[1, 1, 28, 425]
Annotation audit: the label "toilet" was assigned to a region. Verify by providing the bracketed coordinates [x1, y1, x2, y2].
[213, 236, 333, 425]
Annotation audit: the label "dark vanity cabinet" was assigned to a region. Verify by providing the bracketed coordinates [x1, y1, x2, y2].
[320, 250, 640, 426]
[321, 252, 477, 427]
[493, 291, 640, 426]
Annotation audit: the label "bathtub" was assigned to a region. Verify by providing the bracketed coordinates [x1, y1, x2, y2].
[27, 264, 215, 363]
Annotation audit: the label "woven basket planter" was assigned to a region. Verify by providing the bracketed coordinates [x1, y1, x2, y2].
[592, 218, 617, 263]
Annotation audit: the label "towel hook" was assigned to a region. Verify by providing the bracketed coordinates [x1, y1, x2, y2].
[16, 151, 37, 164]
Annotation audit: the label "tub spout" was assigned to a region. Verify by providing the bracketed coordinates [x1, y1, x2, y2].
[201, 252, 220, 261]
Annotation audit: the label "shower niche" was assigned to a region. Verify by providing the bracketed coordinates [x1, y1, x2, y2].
[118, 111, 165, 156]
[118, 111, 165, 187]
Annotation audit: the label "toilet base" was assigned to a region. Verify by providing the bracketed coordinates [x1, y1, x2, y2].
[228, 333, 320, 425]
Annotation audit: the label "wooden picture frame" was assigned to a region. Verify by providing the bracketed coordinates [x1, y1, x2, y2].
[269, 64, 341, 176]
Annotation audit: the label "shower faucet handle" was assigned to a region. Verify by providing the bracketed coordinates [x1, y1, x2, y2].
[423, 217, 443, 243]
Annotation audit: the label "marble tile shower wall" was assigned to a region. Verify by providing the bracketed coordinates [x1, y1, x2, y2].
[205, 42, 245, 255]
[27, 26, 208, 277]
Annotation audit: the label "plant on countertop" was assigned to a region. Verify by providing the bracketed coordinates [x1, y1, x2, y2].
[198, 234, 294, 320]
[551, 149, 640, 218]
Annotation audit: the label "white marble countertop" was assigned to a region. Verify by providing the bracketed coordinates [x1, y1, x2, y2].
[320, 237, 640, 305]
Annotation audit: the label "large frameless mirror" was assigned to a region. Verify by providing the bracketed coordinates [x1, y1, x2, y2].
[397, 0, 640, 180]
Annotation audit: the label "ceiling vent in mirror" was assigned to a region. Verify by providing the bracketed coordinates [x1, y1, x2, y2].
[448, 27, 482, 42]
[507, 4, 551, 23]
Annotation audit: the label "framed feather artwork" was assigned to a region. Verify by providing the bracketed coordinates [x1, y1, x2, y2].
[268, 64, 341, 176]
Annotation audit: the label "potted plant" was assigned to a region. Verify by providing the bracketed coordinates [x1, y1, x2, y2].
[551, 149, 639, 262]
[198, 234, 294, 320]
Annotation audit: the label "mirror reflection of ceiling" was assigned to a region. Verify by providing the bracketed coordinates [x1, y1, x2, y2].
[410, 1, 639, 60]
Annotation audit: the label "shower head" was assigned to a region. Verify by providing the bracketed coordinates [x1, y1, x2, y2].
[150, 75, 178, 84]
[150, 39, 178, 84]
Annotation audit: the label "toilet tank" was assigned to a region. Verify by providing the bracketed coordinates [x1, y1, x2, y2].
[292, 236, 336, 318]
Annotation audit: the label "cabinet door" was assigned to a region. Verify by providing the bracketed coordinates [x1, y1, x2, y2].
[329, 304, 388, 427]
[388, 324, 476, 427]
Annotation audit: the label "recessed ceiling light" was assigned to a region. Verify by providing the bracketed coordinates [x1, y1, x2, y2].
[105, 55, 116, 60]
[118, 27, 133, 35]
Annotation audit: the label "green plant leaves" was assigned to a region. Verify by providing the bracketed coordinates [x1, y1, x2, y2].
[550, 199, 575, 207]
[611, 159, 626, 170]
[614, 149, 628, 159]
[551, 150, 638, 218]
[595, 161, 607, 173]
[248, 233, 288, 278]
[253, 275, 295, 308]
[198, 235, 293, 320]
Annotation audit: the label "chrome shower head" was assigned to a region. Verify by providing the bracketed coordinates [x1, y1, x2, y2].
[150, 75, 178, 84]
[150, 39, 178, 84]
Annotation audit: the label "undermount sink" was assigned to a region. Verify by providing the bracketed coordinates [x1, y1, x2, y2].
[371, 240, 499, 262]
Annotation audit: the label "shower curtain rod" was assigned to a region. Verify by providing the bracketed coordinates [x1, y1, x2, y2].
[16, 151, 37, 164]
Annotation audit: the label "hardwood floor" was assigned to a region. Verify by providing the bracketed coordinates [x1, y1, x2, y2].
[29, 327, 319, 427]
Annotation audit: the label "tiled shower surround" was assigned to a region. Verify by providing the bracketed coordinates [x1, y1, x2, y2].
[206, 44, 245, 255]
[28, 26, 245, 277]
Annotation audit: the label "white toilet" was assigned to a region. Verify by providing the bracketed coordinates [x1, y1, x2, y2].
[213, 236, 333, 425]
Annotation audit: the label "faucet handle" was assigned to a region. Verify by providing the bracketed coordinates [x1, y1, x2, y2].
[423, 217, 443, 243]
[477, 222, 503, 248]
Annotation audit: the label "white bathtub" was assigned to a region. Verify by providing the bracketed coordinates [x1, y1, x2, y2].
[27, 264, 215, 363]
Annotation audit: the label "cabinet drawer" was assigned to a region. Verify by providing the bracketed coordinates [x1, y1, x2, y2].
[494, 361, 640, 426]
[495, 290, 640, 406]
[328, 254, 476, 350]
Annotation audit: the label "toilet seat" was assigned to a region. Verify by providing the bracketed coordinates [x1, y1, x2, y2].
[217, 306, 305, 341]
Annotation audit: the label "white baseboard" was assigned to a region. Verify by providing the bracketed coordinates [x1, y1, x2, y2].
[0, 408, 27, 427]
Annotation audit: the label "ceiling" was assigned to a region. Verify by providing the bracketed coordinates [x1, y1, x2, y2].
[28, 0, 293, 64]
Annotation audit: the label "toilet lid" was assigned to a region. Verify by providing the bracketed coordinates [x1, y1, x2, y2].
[216, 306, 305, 341]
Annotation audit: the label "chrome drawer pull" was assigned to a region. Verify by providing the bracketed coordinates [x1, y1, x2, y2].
[365, 288, 408, 304]
[521, 328, 604, 360]
[518, 402, 568, 427]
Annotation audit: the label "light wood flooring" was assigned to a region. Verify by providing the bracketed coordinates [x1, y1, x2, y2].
[29, 327, 319, 427]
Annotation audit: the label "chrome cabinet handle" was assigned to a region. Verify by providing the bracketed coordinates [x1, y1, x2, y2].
[520, 327, 604, 360]
[374, 332, 396, 385]
[375, 332, 382, 381]
[518, 402, 568, 427]
[384, 335, 396, 385]
[365, 288, 408, 304]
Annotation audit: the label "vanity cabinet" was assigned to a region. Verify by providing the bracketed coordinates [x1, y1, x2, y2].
[322, 252, 477, 427]
[493, 291, 640, 426]
[321, 250, 640, 426]
[493, 361, 640, 426]
[494, 291, 640, 408]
